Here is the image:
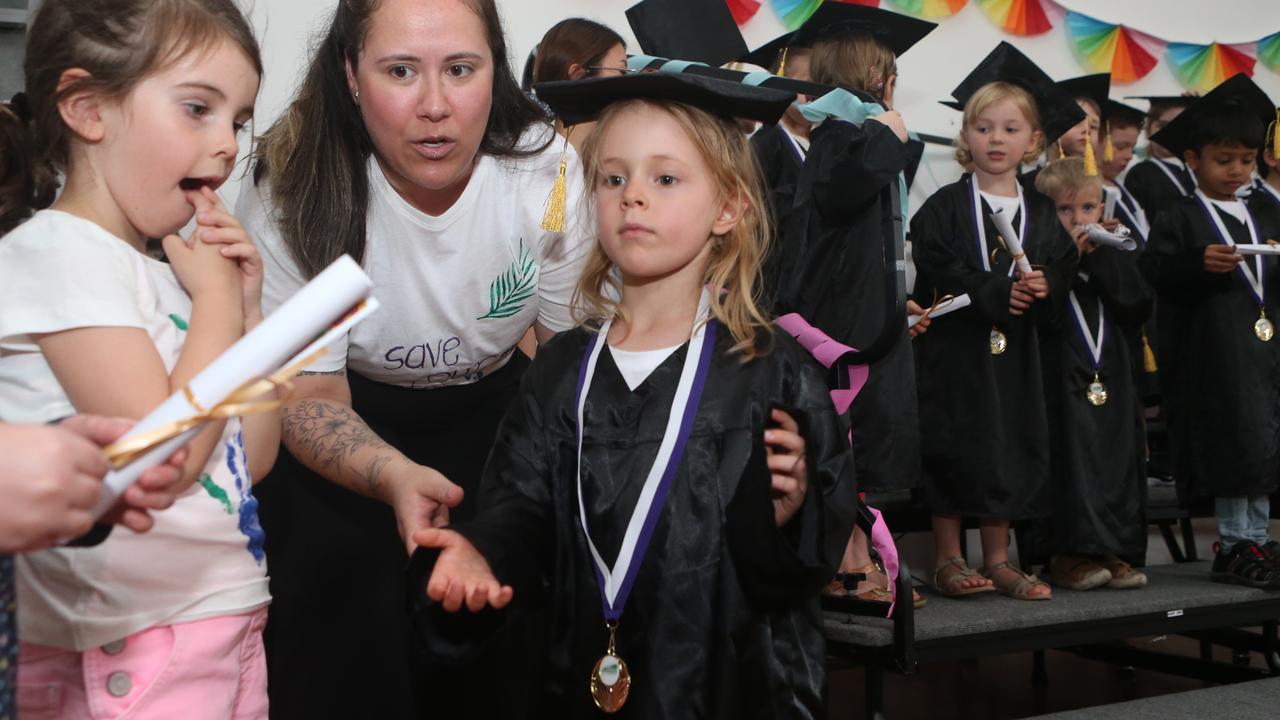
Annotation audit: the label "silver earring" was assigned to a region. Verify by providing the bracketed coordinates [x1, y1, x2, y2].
[354, 90, 360, 102]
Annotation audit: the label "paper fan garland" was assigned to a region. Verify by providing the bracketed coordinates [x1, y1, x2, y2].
[976, 0, 1054, 36]
[770, 0, 880, 31]
[1259, 32, 1280, 72]
[726, 0, 763, 25]
[887, 0, 967, 19]
[1065, 12, 1161, 84]
[1166, 42, 1257, 92]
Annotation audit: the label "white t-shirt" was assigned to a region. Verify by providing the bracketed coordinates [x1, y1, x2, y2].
[609, 344, 680, 391]
[980, 190, 1020, 217]
[0, 211, 270, 650]
[1210, 197, 1250, 225]
[238, 125, 593, 388]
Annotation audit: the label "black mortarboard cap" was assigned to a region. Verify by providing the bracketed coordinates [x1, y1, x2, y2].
[534, 73, 796, 127]
[792, 2, 936, 55]
[1058, 73, 1110, 113]
[1149, 73, 1275, 157]
[939, 99, 963, 111]
[950, 42, 1086, 142]
[740, 3, 936, 70]
[1102, 99, 1145, 127]
[626, 0, 749, 67]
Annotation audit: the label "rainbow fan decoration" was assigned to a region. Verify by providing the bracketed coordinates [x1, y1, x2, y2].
[1259, 33, 1280, 72]
[726, 0, 763, 25]
[771, 0, 879, 31]
[1165, 42, 1257, 92]
[888, 0, 967, 19]
[1064, 12, 1160, 84]
[976, 0, 1053, 36]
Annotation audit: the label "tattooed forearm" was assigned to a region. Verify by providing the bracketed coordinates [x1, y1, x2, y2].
[358, 453, 394, 496]
[282, 399, 399, 495]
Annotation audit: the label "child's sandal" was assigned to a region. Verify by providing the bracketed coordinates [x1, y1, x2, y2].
[851, 563, 928, 609]
[984, 561, 1052, 601]
[932, 557, 995, 598]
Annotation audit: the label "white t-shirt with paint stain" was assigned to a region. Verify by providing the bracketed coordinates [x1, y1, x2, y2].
[0, 210, 271, 650]
[238, 125, 593, 389]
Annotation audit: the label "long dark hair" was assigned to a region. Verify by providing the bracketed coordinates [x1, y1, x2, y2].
[254, 0, 551, 279]
[1, 0, 261, 236]
[532, 18, 626, 84]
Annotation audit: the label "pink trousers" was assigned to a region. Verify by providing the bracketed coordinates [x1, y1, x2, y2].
[17, 608, 268, 720]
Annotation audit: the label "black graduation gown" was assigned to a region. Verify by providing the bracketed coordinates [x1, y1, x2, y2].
[752, 123, 806, 224]
[1123, 159, 1194, 227]
[1038, 248, 1152, 558]
[765, 118, 920, 494]
[1105, 185, 1161, 403]
[1140, 196, 1280, 498]
[414, 327, 858, 719]
[1249, 181, 1280, 212]
[910, 176, 1079, 519]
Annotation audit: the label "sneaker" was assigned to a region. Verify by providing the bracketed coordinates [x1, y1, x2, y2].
[1049, 556, 1112, 590]
[1210, 541, 1280, 589]
[1099, 556, 1148, 590]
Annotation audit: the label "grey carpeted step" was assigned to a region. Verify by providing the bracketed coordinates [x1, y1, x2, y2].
[825, 562, 1280, 647]
[1030, 677, 1280, 719]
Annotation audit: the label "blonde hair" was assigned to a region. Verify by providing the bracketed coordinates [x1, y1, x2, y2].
[1034, 157, 1102, 203]
[809, 33, 896, 101]
[575, 99, 773, 360]
[954, 82, 1042, 166]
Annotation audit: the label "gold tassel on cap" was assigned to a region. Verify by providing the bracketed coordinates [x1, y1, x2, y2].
[1057, 139, 1065, 159]
[1083, 126, 1099, 177]
[1103, 121, 1114, 164]
[777, 47, 789, 78]
[1142, 330, 1158, 373]
[541, 128, 573, 232]
[1270, 109, 1279, 155]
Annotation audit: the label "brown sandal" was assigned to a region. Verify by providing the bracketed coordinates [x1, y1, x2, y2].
[933, 557, 995, 597]
[984, 561, 1052, 601]
[854, 563, 928, 609]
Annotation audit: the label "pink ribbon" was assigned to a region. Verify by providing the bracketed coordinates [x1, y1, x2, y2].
[775, 313, 900, 617]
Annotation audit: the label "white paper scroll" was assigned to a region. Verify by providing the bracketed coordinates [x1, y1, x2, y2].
[1231, 243, 1280, 256]
[1084, 224, 1138, 251]
[92, 255, 377, 517]
[989, 207, 1034, 275]
[908, 294, 972, 327]
[1103, 189, 1118, 222]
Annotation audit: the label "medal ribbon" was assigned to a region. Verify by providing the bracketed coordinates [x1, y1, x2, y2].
[574, 291, 717, 622]
[1067, 287, 1106, 372]
[1153, 158, 1194, 196]
[967, 174, 1026, 276]
[1193, 190, 1266, 307]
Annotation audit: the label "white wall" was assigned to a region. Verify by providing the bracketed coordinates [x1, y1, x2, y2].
[225, 0, 1280, 207]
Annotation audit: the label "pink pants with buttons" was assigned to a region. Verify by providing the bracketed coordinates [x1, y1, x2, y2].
[16, 608, 268, 720]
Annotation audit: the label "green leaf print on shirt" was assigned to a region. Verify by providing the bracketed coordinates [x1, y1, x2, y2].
[199, 473, 234, 515]
[476, 240, 536, 320]
[169, 313, 189, 331]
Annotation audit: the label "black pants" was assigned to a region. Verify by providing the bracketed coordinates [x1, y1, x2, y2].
[257, 356, 538, 720]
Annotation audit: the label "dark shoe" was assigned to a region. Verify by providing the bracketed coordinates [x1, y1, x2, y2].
[1211, 542, 1280, 589]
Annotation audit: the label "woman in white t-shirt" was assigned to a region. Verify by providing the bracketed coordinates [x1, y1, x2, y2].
[233, 1, 590, 718]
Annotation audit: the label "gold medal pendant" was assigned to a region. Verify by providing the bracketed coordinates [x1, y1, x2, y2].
[989, 328, 1008, 355]
[1086, 372, 1108, 406]
[590, 621, 631, 713]
[1255, 308, 1274, 342]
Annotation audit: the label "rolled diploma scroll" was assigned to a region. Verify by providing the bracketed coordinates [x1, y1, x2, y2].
[1231, 243, 1280, 256]
[1084, 224, 1137, 251]
[908, 294, 972, 327]
[989, 207, 1034, 276]
[1103, 189, 1118, 222]
[91, 254, 377, 517]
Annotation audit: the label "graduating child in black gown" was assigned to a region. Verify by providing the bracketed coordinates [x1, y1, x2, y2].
[912, 43, 1080, 601]
[1123, 95, 1197, 226]
[1032, 159, 1152, 591]
[1251, 113, 1280, 211]
[409, 74, 858, 718]
[1139, 75, 1280, 589]
[752, 2, 936, 611]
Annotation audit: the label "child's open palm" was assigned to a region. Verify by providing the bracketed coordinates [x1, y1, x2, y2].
[413, 527, 514, 612]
